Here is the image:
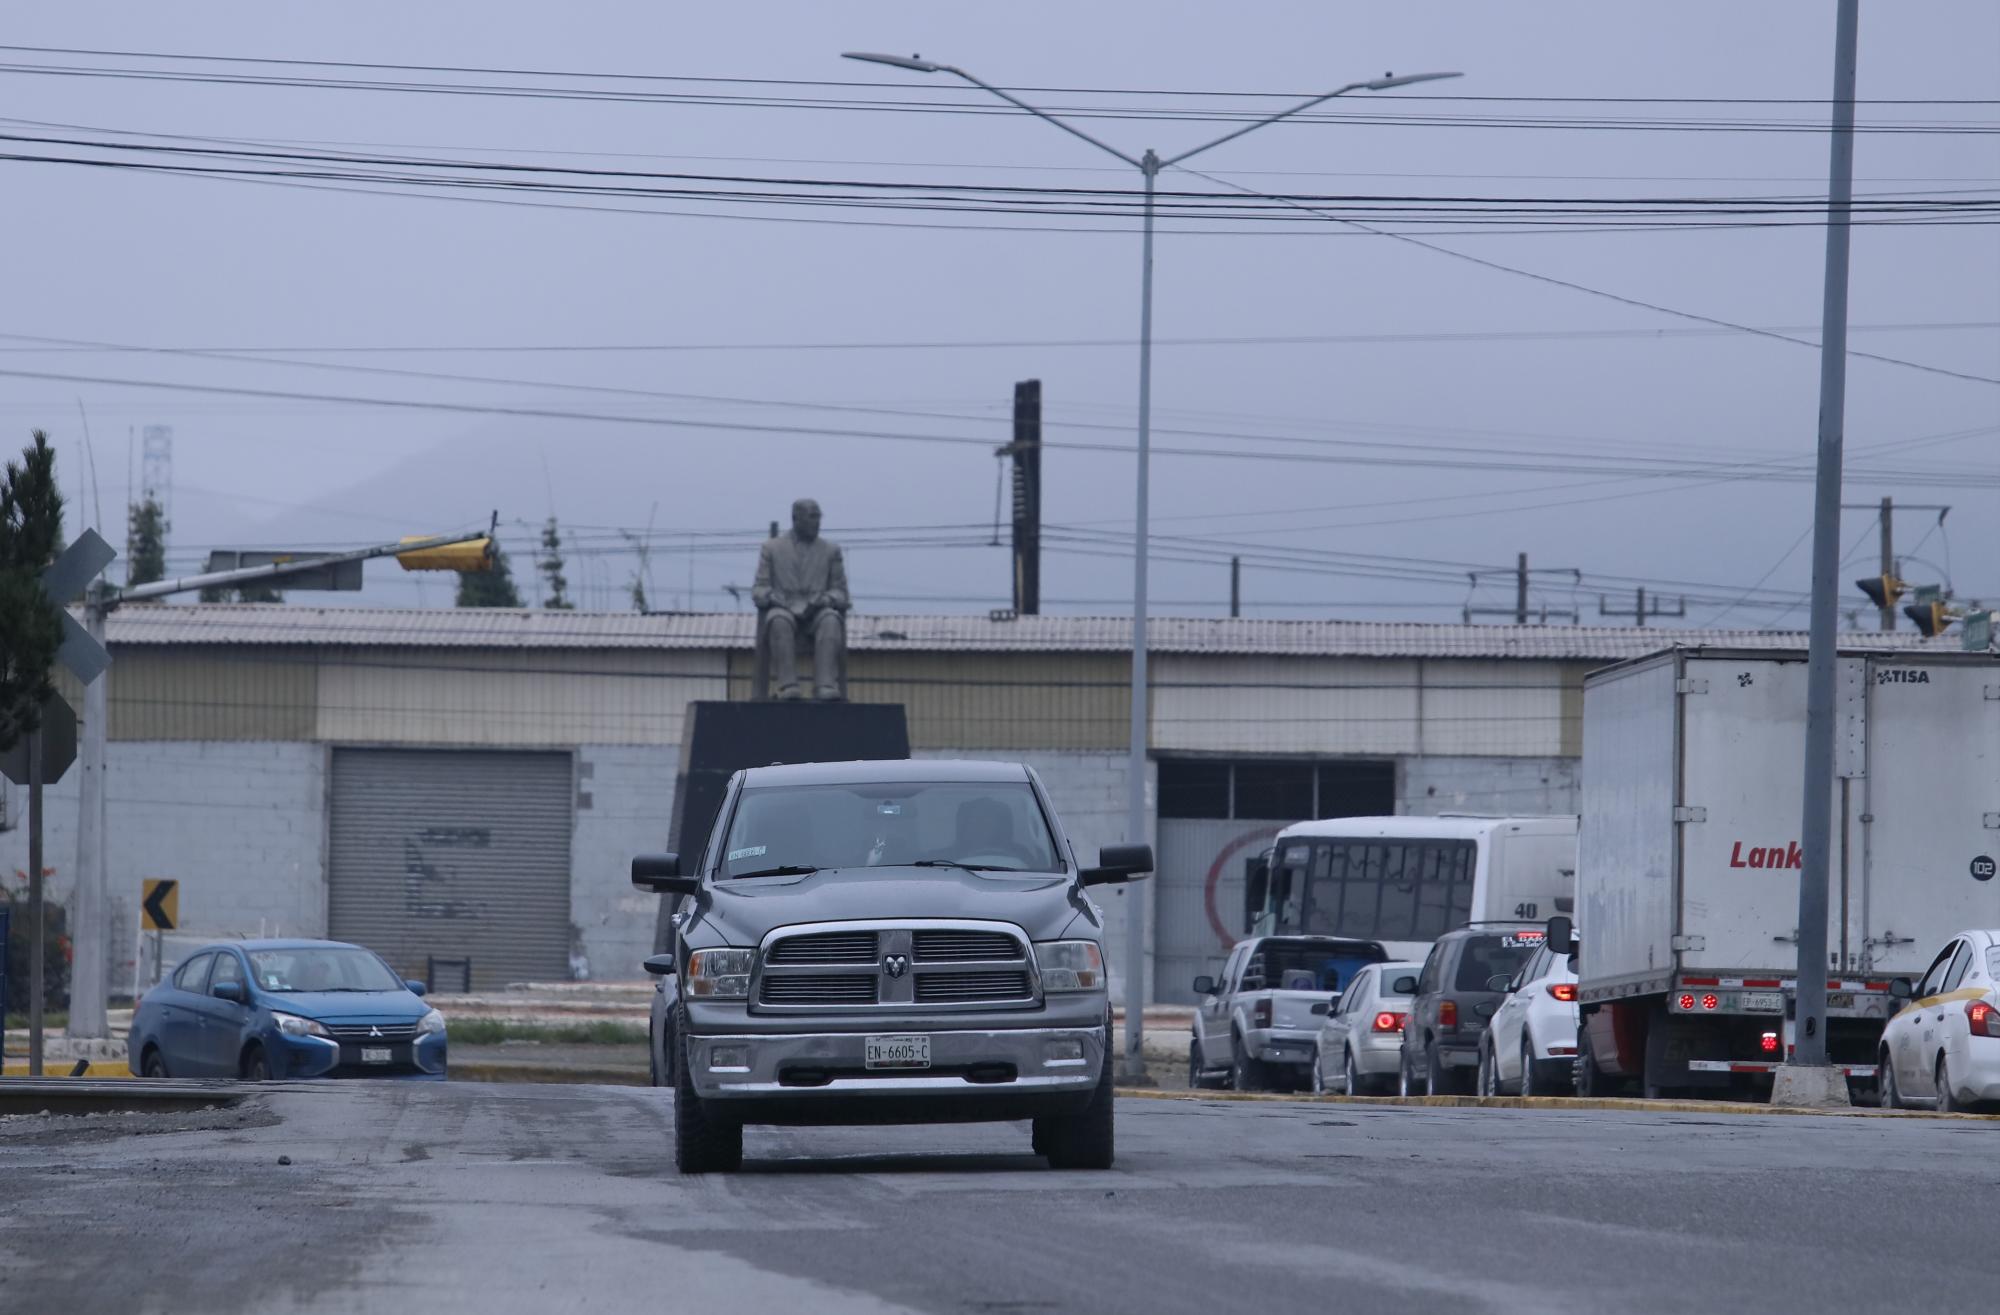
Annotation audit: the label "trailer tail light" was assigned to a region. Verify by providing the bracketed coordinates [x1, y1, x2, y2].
[1760, 1031, 1780, 1053]
[1252, 999, 1273, 1029]
[1967, 1001, 2000, 1038]
[1372, 1011, 1407, 1034]
[1547, 983, 1577, 1003]
[1439, 1000, 1458, 1029]
[1678, 993, 1697, 1011]
[1701, 994, 1720, 1011]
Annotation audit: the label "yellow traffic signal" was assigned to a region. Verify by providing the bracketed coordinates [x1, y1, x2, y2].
[396, 536, 494, 572]
[1855, 574, 1906, 610]
[1904, 599, 1952, 638]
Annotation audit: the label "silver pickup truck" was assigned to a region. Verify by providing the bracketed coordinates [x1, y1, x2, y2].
[1189, 935, 1391, 1092]
[631, 758, 1153, 1173]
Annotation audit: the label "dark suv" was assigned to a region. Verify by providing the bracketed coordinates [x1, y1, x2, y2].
[1398, 923, 1545, 1096]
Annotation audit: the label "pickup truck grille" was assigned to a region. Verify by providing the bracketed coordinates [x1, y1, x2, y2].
[912, 929, 1023, 962]
[761, 974, 880, 1005]
[914, 970, 1032, 1003]
[766, 931, 879, 964]
[754, 921, 1041, 1011]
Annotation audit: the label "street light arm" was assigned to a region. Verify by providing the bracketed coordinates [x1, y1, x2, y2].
[1161, 70, 1461, 168]
[843, 51, 1142, 168]
[937, 64, 1146, 168]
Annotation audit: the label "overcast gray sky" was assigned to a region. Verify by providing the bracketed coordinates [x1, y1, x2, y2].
[0, 3, 1995, 626]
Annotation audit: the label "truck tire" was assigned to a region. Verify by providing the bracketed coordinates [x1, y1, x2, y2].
[673, 1010, 742, 1174]
[1038, 1024, 1115, 1170]
[1229, 1033, 1265, 1093]
[1576, 1029, 1605, 1098]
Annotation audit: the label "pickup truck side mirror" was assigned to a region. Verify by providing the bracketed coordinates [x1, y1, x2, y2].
[1081, 843, 1154, 887]
[1545, 914, 1574, 955]
[1888, 976, 1914, 1000]
[1191, 975, 1216, 996]
[642, 953, 676, 977]
[632, 853, 698, 896]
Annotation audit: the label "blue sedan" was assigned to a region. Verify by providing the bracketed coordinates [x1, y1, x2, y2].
[127, 939, 447, 1081]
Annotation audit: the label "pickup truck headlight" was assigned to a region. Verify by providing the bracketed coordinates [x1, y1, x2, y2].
[686, 948, 754, 1000]
[1035, 941, 1105, 993]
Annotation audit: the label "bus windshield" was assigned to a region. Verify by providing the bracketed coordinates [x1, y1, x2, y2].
[1261, 837, 1477, 942]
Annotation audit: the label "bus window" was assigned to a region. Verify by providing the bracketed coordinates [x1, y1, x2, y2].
[1278, 838, 1477, 941]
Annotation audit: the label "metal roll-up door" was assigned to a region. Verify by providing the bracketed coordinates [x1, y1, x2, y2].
[328, 748, 573, 991]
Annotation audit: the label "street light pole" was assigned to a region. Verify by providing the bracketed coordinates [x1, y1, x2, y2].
[843, 52, 1460, 1080]
[1777, 0, 1859, 1105]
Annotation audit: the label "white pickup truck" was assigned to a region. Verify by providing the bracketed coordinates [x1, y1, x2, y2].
[1188, 935, 1390, 1091]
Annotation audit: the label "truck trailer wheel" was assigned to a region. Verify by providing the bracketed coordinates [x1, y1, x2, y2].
[1038, 1025, 1115, 1170]
[673, 1010, 742, 1174]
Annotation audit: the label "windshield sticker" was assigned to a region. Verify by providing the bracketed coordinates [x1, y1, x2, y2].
[1500, 932, 1546, 948]
[876, 801, 903, 815]
[727, 845, 767, 861]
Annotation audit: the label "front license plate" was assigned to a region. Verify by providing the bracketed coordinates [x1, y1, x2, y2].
[1744, 992, 1784, 1012]
[864, 1035, 930, 1069]
[361, 1047, 392, 1065]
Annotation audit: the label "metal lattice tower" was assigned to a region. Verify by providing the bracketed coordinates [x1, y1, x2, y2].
[140, 424, 173, 533]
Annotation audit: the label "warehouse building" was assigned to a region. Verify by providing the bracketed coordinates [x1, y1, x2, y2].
[0, 606, 1937, 1004]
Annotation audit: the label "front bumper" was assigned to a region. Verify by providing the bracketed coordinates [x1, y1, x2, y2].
[1246, 1027, 1318, 1068]
[276, 1032, 447, 1081]
[687, 1025, 1104, 1101]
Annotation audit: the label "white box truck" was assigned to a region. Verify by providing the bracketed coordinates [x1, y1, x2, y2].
[1571, 645, 2000, 1099]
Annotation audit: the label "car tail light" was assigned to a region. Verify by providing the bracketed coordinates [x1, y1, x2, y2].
[1372, 1011, 1406, 1033]
[1678, 993, 1696, 1011]
[1439, 1000, 1458, 1029]
[1760, 1031, 1780, 1053]
[1252, 999, 1272, 1029]
[1966, 1000, 2000, 1038]
[1547, 983, 1577, 1002]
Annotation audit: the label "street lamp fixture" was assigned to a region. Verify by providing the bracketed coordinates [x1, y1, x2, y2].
[845, 48, 1462, 1081]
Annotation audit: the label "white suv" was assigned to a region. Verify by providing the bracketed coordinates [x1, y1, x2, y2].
[1477, 942, 1578, 1097]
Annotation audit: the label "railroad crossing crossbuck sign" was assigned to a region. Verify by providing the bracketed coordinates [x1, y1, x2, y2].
[141, 879, 178, 932]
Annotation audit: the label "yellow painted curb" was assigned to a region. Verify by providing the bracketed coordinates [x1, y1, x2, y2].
[2, 1063, 137, 1079]
[1112, 1087, 2000, 1120]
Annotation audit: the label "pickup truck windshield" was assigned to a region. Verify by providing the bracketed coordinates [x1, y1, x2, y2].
[721, 780, 1060, 878]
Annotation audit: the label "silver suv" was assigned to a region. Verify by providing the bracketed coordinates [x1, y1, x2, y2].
[632, 759, 1153, 1173]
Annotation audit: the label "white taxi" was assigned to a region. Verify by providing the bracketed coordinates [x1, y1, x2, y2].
[1879, 928, 2000, 1113]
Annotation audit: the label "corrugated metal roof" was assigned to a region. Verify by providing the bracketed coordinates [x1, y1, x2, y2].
[98, 603, 1967, 661]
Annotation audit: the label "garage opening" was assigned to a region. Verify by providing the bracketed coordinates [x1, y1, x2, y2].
[327, 748, 573, 992]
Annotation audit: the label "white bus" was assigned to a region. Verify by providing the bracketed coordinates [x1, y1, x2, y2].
[1247, 815, 1577, 962]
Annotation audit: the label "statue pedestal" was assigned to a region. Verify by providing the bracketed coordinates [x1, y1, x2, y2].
[652, 701, 910, 952]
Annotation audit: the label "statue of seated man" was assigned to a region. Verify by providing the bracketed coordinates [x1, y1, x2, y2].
[752, 498, 850, 700]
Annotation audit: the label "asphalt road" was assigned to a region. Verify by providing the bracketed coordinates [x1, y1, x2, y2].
[3, 1082, 1994, 1314]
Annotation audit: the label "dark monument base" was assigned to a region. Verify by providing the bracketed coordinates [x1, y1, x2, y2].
[652, 701, 910, 952]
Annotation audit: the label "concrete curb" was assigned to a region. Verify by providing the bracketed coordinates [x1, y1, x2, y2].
[0, 1078, 246, 1115]
[1112, 1087, 2000, 1120]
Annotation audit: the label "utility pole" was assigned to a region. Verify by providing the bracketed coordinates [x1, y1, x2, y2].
[1777, 0, 1858, 1107]
[1229, 556, 1241, 618]
[1598, 589, 1687, 628]
[1464, 555, 1580, 624]
[1878, 495, 1893, 630]
[997, 380, 1042, 615]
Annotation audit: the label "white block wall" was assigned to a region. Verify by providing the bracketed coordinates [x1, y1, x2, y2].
[569, 744, 680, 982]
[0, 742, 327, 996]
[1399, 755, 1580, 817]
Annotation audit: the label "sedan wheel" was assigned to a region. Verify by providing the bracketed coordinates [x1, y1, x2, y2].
[1309, 1048, 1327, 1096]
[1343, 1048, 1363, 1097]
[1936, 1055, 1960, 1114]
[141, 1048, 168, 1079]
[1879, 1052, 1900, 1109]
[242, 1047, 270, 1082]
